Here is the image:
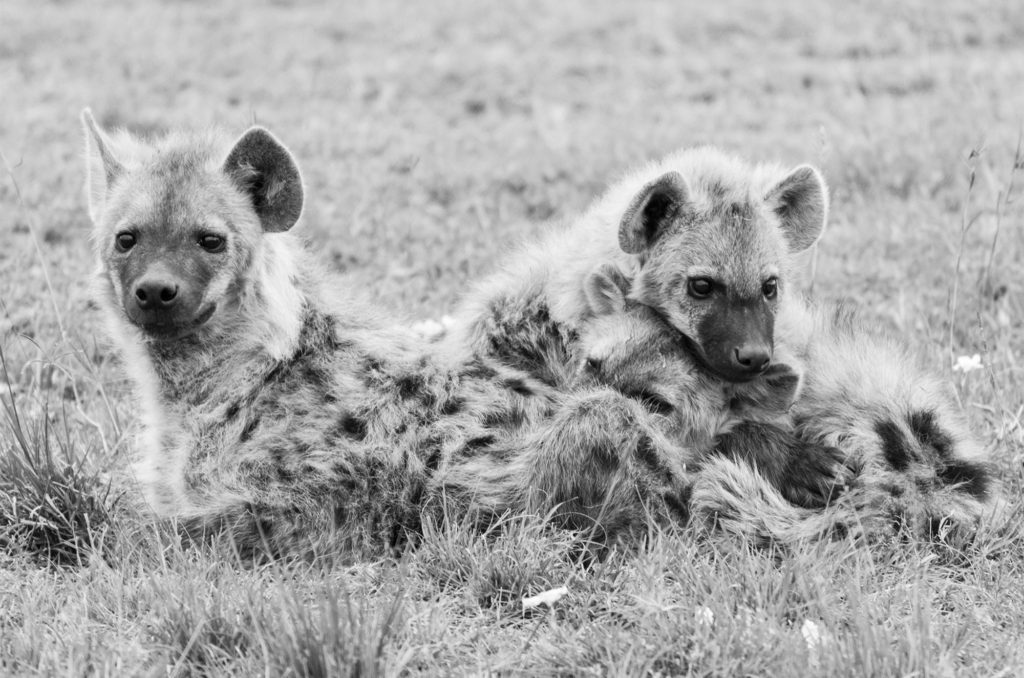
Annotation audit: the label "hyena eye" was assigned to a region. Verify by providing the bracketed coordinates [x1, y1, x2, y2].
[115, 232, 136, 252]
[198, 234, 226, 253]
[585, 357, 603, 373]
[762, 277, 779, 300]
[687, 277, 714, 299]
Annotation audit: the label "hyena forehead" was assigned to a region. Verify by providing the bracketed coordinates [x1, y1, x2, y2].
[653, 199, 789, 296]
[617, 147, 827, 298]
[104, 139, 260, 238]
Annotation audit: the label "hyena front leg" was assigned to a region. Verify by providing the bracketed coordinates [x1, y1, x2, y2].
[521, 388, 695, 541]
[718, 363, 850, 509]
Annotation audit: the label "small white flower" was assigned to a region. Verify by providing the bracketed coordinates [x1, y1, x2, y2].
[801, 619, 824, 649]
[522, 586, 568, 610]
[953, 354, 983, 373]
[694, 606, 715, 626]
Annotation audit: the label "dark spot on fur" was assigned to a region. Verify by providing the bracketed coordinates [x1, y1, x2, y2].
[880, 482, 906, 498]
[239, 416, 261, 443]
[460, 358, 498, 381]
[635, 434, 669, 479]
[622, 387, 674, 416]
[663, 491, 688, 522]
[224, 402, 240, 421]
[261, 363, 285, 387]
[875, 419, 913, 470]
[908, 410, 954, 460]
[938, 460, 991, 498]
[333, 504, 347, 528]
[362, 356, 384, 374]
[482, 405, 526, 431]
[424, 448, 442, 472]
[440, 396, 465, 416]
[394, 372, 426, 400]
[338, 413, 367, 441]
[502, 377, 535, 397]
[463, 434, 497, 453]
[591, 441, 620, 474]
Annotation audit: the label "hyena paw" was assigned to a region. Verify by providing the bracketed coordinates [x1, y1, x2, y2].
[782, 441, 853, 508]
[729, 363, 801, 420]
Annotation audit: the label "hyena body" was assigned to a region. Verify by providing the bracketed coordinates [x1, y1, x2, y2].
[81, 112, 562, 557]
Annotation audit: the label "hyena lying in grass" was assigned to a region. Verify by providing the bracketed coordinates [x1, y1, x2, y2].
[446, 146, 998, 539]
[80, 110, 566, 558]
[444, 147, 845, 504]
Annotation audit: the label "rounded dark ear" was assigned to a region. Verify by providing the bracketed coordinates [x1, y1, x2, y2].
[584, 264, 630, 316]
[619, 171, 691, 254]
[223, 127, 304, 233]
[765, 165, 828, 252]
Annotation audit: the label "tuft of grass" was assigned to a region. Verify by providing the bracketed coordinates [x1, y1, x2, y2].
[0, 345, 119, 567]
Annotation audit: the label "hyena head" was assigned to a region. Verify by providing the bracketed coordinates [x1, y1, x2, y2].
[80, 109, 304, 344]
[580, 264, 800, 431]
[619, 149, 827, 383]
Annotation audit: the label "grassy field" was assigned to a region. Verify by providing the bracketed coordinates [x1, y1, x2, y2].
[2, 0, 1024, 674]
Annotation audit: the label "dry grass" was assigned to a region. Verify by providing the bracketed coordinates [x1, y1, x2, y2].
[2, 0, 1023, 674]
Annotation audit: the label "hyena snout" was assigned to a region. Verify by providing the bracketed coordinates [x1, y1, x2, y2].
[123, 265, 209, 336]
[134, 277, 180, 311]
[733, 343, 772, 373]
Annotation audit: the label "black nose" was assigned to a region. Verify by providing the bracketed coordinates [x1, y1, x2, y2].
[134, 279, 179, 310]
[733, 344, 771, 373]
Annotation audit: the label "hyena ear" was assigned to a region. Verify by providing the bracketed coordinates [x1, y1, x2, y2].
[80, 108, 125, 224]
[765, 165, 828, 252]
[584, 264, 630, 316]
[223, 127, 304, 233]
[618, 171, 691, 254]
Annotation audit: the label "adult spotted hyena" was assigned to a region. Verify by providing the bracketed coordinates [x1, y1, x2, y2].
[81, 110, 564, 558]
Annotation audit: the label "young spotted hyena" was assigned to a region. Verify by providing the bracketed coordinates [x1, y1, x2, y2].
[434, 263, 840, 544]
[80, 110, 558, 558]
[443, 148, 842, 502]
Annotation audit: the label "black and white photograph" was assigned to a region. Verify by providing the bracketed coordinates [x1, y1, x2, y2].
[1, 1, 1022, 674]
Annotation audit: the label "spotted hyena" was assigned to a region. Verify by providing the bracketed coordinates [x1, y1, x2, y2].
[442, 148, 843, 504]
[80, 110, 566, 558]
